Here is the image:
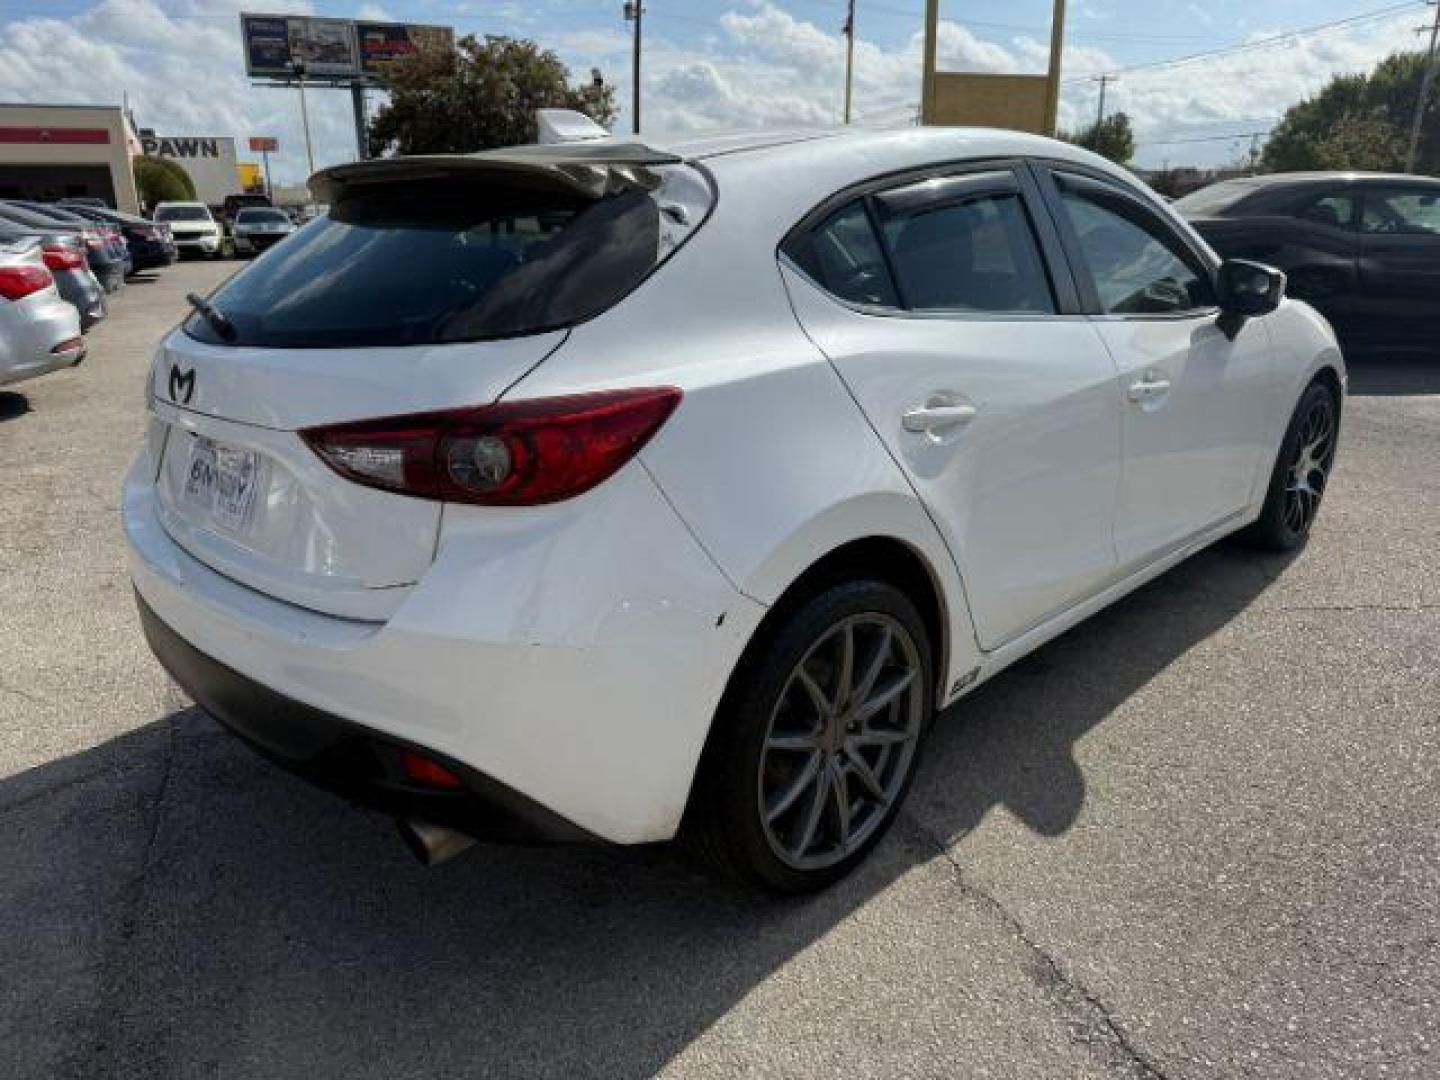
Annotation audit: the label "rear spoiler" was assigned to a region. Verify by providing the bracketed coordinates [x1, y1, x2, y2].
[310, 140, 685, 205]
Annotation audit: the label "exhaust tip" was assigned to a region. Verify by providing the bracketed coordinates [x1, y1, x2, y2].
[397, 818, 477, 867]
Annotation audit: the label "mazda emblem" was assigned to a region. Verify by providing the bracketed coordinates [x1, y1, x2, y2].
[168, 366, 195, 405]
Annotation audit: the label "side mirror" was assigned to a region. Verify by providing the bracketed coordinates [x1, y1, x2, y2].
[1216, 258, 1285, 318]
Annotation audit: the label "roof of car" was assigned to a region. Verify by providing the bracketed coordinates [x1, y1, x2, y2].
[1217, 171, 1440, 187]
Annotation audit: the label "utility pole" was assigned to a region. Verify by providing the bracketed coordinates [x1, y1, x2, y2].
[1093, 73, 1118, 128]
[292, 62, 315, 178]
[1405, 0, 1440, 174]
[624, 1, 643, 135]
[843, 0, 856, 124]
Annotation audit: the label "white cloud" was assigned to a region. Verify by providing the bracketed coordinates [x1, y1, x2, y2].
[0, 0, 1428, 180]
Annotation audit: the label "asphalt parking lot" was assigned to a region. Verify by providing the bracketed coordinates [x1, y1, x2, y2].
[1, 260, 1437, 1079]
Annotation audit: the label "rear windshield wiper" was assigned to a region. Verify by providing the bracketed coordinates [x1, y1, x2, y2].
[186, 292, 237, 342]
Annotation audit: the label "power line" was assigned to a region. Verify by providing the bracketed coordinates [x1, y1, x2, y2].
[1066, 1, 1424, 82]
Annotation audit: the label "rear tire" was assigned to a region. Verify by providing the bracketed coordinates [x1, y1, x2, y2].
[1241, 381, 1338, 551]
[685, 578, 933, 893]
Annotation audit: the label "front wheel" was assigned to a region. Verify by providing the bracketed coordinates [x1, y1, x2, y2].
[686, 579, 933, 893]
[1242, 381, 1339, 551]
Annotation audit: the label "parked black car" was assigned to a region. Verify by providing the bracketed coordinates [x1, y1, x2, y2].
[8, 200, 133, 280]
[59, 202, 177, 271]
[0, 201, 126, 292]
[0, 218, 106, 330]
[1178, 172, 1440, 352]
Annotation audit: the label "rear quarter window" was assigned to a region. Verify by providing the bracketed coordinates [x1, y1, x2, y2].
[186, 166, 711, 348]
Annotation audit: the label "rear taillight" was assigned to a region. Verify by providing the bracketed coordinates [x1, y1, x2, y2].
[42, 244, 84, 271]
[302, 387, 682, 506]
[0, 264, 53, 301]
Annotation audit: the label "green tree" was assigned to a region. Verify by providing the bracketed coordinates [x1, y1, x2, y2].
[133, 155, 195, 206]
[1063, 111, 1136, 166]
[368, 34, 618, 157]
[1262, 52, 1437, 174]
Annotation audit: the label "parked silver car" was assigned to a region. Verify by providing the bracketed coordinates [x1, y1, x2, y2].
[231, 207, 296, 256]
[0, 239, 84, 387]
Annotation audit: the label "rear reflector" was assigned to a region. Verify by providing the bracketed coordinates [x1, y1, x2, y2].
[399, 751, 464, 790]
[42, 244, 85, 272]
[0, 264, 52, 301]
[302, 387, 682, 506]
[50, 336, 83, 354]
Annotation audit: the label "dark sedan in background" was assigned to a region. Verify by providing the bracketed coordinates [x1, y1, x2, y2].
[0, 218, 106, 330]
[59, 202, 177, 272]
[1178, 172, 1440, 353]
[0, 201, 127, 292]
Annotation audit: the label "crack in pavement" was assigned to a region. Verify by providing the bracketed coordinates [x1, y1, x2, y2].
[900, 815, 1169, 1080]
[81, 714, 179, 1079]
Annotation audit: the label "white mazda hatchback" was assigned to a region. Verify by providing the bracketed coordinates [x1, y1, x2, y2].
[125, 120, 1344, 891]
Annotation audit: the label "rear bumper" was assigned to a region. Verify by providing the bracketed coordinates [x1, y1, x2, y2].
[173, 234, 221, 255]
[123, 446, 766, 844]
[136, 592, 593, 843]
[54, 271, 105, 329]
[0, 292, 83, 386]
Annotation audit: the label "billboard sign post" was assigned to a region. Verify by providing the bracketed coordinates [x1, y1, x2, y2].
[248, 136, 278, 199]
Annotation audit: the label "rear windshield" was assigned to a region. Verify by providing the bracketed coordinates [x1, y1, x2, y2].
[156, 206, 211, 222]
[1174, 180, 1261, 217]
[184, 164, 712, 348]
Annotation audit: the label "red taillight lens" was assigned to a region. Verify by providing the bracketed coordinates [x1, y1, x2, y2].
[42, 244, 84, 271]
[302, 387, 682, 506]
[0, 264, 53, 301]
[399, 750, 464, 790]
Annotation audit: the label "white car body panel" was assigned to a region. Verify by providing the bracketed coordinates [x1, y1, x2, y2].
[124, 125, 1345, 845]
[782, 264, 1124, 651]
[1093, 313, 1275, 567]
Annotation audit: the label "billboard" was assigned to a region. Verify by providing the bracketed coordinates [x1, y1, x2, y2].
[139, 134, 240, 205]
[248, 136, 279, 153]
[356, 22, 455, 77]
[241, 14, 452, 80]
[241, 14, 359, 78]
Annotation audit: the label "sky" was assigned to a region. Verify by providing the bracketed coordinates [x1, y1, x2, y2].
[0, 0, 1433, 185]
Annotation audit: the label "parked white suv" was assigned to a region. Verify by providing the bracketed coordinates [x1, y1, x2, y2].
[152, 201, 221, 258]
[125, 123, 1344, 891]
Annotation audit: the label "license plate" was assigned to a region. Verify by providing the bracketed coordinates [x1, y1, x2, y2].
[183, 436, 260, 533]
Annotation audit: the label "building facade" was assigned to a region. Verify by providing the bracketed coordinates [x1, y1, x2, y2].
[0, 103, 141, 213]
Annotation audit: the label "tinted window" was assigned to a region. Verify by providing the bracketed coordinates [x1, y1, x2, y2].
[155, 206, 211, 222]
[1294, 192, 1354, 229]
[236, 209, 289, 224]
[185, 167, 710, 348]
[1057, 175, 1215, 315]
[1362, 187, 1440, 235]
[787, 201, 899, 307]
[875, 186, 1054, 313]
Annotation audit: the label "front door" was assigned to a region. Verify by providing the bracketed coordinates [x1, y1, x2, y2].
[1038, 168, 1274, 568]
[780, 164, 1122, 650]
[1356, 182, 1440, 347]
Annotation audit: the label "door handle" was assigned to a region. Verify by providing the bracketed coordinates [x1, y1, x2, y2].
[902, 403, 978, 433]
[1126, 374, 1172, 403]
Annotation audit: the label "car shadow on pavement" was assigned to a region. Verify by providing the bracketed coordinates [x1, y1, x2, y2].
[0, 391, 31, 422]
[1344, 352, 1440, 397]
[1, 543, 1290, 1080]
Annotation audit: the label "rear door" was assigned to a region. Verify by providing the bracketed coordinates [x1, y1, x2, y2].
[1355, 182, 1440, 347]
[781, 162, 1123, 650]
[1037, 166, 1273, 568]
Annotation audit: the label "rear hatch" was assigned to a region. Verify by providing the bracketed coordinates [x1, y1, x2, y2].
[148, 142, 711, 621]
